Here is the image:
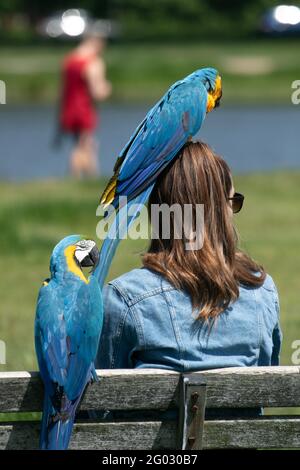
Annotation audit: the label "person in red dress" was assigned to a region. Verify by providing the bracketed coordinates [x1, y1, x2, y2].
[60, 32, 111, 177]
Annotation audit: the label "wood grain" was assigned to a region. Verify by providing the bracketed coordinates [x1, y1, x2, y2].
[1, 417, 300, 450]
[1, 367, 299, 413]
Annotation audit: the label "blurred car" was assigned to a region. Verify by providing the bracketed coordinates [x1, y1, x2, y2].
[260, 4, 300, 35]
[37, 8, 118, 39]
[260, 5, 300, 36]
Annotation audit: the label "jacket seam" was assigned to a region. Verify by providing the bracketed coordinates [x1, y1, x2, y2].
[127, 303, 145, 349]
[108, 281, 176, 307]
[108, 285, 145, 362]
[163, 289, 186, 370]
[253, 287, 263, 364]
[110, 302, 130, 368]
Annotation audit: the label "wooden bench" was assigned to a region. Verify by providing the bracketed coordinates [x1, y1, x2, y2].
[0, 366, 300, 450]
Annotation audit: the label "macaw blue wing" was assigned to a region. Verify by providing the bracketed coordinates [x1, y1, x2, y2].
[35, 277, 103, 450]
[35, 284, 68, 398]
[65, 278, 103, 399]
[101, 80, 208, 208]
[118, 81, 207, 194]
[35, 278, 102, 402]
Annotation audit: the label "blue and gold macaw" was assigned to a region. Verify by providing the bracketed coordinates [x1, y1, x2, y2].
[35, 235, 103, 450]
[95, 67, 222, 286]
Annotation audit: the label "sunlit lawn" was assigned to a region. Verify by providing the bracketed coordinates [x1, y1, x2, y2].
[0, 171, 299, 372]
[1, 39, 300, 104]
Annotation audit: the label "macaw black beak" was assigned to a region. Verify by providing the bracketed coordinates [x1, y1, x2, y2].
[80, 245, 100, 268]
[214, 90, 222, 108]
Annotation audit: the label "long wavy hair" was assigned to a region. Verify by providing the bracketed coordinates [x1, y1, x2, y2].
[143, 141, 266, 320]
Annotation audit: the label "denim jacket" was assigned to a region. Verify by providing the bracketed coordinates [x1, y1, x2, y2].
[96, 267, 282, 372]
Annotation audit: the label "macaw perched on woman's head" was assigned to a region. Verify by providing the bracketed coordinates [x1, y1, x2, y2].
[95, 67, 222, 287]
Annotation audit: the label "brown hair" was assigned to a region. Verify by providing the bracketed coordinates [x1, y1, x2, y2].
[143, 141, 266, 319]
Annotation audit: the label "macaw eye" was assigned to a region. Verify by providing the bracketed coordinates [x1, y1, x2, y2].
[76, 240, 88, 249]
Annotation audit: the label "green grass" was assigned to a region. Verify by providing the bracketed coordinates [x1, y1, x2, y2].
[1, 39, 300, 104]
[0, 171, 299, 373]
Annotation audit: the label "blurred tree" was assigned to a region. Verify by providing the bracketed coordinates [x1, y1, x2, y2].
[111, 0, 287, 40]
[0, 0, 23, 34]
[1, 0, 299, 41]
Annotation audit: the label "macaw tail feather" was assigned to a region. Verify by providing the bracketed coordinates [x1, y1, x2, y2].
[40, 395, 76, 450]
[95, 184, 154, 288]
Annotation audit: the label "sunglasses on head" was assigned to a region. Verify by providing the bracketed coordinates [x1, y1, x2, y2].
[227, 192, 244, 213]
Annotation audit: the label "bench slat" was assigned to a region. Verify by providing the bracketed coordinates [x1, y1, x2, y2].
[0, 367, 299, 413]
[204, 417, 300, 449]
[1, 418, 300, 450]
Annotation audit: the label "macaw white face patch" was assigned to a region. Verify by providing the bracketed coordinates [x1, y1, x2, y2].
[74, 240, 96, 263]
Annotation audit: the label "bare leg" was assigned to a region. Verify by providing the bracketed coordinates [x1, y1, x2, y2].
[70, 131, 99, 178]
[70, 134, 84, 178]
[70, 151, 82, 178]
[82, 132, 99, 177]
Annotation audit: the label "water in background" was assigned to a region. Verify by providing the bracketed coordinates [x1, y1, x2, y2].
[0, 104, 299, 180]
